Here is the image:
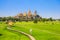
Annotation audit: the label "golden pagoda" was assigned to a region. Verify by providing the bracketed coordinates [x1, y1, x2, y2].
[23, 12, 27, 16]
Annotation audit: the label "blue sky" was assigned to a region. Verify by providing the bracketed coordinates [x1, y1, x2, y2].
[0, 0, 60, 19]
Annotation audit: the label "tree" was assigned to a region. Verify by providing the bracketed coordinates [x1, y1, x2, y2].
[48, 17, 53, 21]
[42, 18, 46, 22]
[41, 18, 49, 22]
[57, 19, 60, 21]
[33, 18, 38, 23]
[0, 17, 2, 21]
[2, 17, 7, 21]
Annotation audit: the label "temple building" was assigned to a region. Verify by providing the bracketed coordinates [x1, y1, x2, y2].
[23, 12, 27, 17]
[14, 10, 41, 21]
[23, 12, 27, 20]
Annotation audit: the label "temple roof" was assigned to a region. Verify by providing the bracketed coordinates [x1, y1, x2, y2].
[28, 10, 32, 16]
[23, 12, 27, 16]
[17, 13, 23, 17]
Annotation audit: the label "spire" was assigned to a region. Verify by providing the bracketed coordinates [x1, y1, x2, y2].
[28, 10, 32, 17]
[34, 10, 37, 16]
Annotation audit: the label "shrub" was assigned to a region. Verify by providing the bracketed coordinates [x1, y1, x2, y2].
[34, 18, 38, 23]
[0, 34, 2, 36]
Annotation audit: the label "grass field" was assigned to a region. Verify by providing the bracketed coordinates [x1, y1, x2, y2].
[0, 21, 60, 40]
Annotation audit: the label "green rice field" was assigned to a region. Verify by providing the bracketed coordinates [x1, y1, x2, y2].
[0, 21, 60, 40]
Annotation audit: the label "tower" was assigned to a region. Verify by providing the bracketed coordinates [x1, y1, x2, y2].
[28, 10, 32, 17]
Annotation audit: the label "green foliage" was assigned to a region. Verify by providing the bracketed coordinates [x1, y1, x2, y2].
[48, 17, 53, 21]
[0, 34, 2, 36]
[2, 17, 7, 21]
[25, 20, 28, 22]
[57, 19, 60, 21]
[42, 18, 49, 22]
[33, 18, 38, 23]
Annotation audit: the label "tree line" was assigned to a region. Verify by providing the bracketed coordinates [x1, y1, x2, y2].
[0, 16, 59, 22]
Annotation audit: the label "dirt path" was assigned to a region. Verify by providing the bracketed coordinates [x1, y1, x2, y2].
[7, 27, 35, 40]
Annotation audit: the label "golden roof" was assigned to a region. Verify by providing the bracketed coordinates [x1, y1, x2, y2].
[23, 12, 27, 16]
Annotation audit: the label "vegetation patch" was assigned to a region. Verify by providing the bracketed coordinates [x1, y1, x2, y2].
[0, 34, 2, 36]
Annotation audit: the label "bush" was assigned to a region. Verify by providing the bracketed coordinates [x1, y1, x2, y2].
[25, 20, 28, 22]
[0, 34, 2, 36]
[34, 18, 38, 23]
